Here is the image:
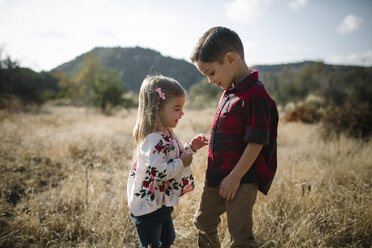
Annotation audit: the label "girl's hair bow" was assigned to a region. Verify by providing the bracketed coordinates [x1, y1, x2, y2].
[156, 88, 166, 100]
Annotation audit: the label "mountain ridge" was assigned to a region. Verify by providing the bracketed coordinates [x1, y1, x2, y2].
[52, 46, 204, 92]
[52, 46, 368, 92]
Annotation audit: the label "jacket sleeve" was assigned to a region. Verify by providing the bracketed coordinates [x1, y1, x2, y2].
[140, 133, 184, 181]
[244, 96, 271, 145]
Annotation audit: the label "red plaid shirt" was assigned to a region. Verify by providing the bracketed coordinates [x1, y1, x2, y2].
[206, 70, 278, 195]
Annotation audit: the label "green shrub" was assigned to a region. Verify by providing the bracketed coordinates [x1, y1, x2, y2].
[187, 78, 221, 109]
[322, 101, 372, 140]
[284, 104, 323, 124]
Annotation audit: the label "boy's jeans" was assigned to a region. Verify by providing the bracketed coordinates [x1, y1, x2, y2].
[194, 183, 258, 248]
[130, 206, 175, 248]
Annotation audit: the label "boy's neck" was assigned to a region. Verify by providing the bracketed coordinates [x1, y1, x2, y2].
[234, 61, 250, 86]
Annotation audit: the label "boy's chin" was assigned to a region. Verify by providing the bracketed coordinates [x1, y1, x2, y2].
[220, 82, 233, 90]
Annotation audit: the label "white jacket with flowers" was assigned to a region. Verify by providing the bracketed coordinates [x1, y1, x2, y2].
[127, 132, 195, 216]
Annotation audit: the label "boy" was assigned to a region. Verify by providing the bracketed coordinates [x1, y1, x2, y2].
[190, 27, 278, 248]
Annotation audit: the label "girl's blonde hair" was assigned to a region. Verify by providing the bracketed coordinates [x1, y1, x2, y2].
[133, 75, 185, 145]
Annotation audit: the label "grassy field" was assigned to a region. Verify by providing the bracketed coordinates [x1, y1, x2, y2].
[0, 105, 371, 248]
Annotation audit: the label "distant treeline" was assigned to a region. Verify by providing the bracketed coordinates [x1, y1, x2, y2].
[188, 61, 372, 139]
[0, 55, 58, 105]
[188, 61, 372, 108]
[259, 62, 372, 107]
[2, 52, 371, 109]
[1, 49, 371, 138]
[0, 52, 135, 112]
[264, 62, 372, 139]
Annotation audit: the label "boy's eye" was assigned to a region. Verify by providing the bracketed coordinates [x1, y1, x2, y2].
[210, 72, 215, 76]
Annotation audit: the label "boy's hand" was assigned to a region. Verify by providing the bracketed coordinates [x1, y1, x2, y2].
[219, 174, 240, 201]
[219, 143, 262, 201]
[180, 151, 193, 167]
[190, 134, 209, 152]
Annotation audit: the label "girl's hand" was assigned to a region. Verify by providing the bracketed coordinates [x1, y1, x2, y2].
[180, 151, 193, 167]
[189, 134, 209, 152]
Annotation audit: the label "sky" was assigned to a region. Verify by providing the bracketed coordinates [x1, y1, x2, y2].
[0, 0, 371, 72]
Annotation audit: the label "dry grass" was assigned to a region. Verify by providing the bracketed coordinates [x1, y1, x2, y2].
[0, 105, 371, 247]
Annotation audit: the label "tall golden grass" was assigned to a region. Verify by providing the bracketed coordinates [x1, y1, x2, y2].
[0, 105, 371, 247]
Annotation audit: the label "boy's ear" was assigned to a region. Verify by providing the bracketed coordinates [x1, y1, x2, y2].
[225, 52, 236, 64]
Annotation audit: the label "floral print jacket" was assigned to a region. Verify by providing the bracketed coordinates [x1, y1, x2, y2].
[127, 132, 195, 216]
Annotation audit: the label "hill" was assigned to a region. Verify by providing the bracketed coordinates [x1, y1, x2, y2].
[53, 46, 366, 93]
[251, 60, 359, 75]
[52, 46, 204, 92]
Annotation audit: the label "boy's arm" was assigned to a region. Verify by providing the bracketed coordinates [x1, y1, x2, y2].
[219, 143, 263, 201]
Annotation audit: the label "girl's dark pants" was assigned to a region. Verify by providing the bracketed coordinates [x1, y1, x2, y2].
[131, 206, 175, 248]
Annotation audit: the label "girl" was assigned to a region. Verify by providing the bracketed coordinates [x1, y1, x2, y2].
[127, 75, 208, 248]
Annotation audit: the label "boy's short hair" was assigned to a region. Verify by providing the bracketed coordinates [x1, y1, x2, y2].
[190, 26, 244, 64]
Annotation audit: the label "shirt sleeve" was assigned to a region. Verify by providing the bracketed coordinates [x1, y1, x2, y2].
[244, 96, 271, 145]
[140, 133, 184, 181]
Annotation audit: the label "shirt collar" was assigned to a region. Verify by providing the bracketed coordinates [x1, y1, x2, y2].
[227, 70, 259, 94]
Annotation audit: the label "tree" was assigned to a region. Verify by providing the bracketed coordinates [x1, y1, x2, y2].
[260, 73, 279, 103]
[54, 53, 132, 111]
[0, 53, 54, 105]
[53, 70, 76, 98]
[188, 78, 222, 108]
[90, 68, 125, 111]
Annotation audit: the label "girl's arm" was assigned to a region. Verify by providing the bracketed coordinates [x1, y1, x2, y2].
[187, 134, 209, 152]
[140, 133, 184, 181]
